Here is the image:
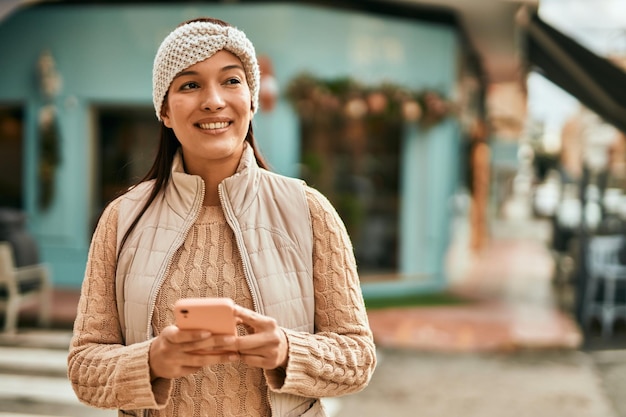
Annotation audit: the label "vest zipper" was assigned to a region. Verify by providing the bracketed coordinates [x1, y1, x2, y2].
[144, 180, 205, 340]
[218, 182, 274, 415]
[218, 183, 263, 315]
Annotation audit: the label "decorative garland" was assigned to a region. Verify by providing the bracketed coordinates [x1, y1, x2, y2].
[38, 104, 61, 210]
[37, 50, 62, 211]
[285, 73, 456, 128]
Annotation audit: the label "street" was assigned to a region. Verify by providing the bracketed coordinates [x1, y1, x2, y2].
[0, 332, 115, 417]
[2, 214, 626, 417]
[1, 331, 625, 417]
[337, 347, 626, 417]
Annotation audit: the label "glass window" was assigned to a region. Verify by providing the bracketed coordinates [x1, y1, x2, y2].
[299, 113, 401, 277]
[0, 106, 24, 209]
[93, 107, 158, 228]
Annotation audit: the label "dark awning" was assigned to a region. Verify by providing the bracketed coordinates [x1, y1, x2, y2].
[521, 9, 626, 134]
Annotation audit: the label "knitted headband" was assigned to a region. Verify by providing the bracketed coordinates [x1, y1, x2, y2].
[152, 20, 260, 120]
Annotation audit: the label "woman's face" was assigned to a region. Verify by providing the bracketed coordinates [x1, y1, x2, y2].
[161, 50, 253, 171]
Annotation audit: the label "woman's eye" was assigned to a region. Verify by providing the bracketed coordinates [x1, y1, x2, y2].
[181, 82, 200, 90]
[225, 78, 242, 85]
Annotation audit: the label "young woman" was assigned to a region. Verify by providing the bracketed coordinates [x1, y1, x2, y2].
[68, 17, 376, 417]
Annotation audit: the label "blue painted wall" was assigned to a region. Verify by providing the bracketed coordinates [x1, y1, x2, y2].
[0, 3, 461, 290]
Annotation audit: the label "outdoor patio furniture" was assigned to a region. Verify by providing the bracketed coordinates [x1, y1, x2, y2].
[0, 241, 51, 333]
[583, 234, 626, 339]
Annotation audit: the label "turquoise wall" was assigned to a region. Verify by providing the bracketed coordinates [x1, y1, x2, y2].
[0, 3, 461, 290]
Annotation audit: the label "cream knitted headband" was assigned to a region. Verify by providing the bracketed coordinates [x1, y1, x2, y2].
[152, 20, 260, 120]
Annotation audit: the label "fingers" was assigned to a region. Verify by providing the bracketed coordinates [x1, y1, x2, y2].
[148, 326, 239, 379]
[232, 307, 289, 369]
[162, 324, 210, 344]
[233, 305, 276, 332]
[164, 324, 238, 354]
[183, 335, 238, 355]
[236, 331, 288, 370]
[149, 308, 290, 378]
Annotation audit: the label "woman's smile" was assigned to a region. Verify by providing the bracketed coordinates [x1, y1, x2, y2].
[197, 121, 230, 130]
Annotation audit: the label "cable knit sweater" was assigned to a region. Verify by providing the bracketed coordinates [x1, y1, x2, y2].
[68, 186, 376, 416]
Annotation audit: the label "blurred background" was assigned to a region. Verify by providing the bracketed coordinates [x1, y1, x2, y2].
[1, 0, 626, 416]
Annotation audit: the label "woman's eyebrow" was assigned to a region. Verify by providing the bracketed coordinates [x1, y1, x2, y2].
[173, 70, 199, 80]
[173, 65, 245, 80]
[221, 64, 245, 73]
[174, 71, 198, 80]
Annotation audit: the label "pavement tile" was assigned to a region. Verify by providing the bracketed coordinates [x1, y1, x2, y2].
[367, 303, 514, 352]
[367, 217, 583, 353]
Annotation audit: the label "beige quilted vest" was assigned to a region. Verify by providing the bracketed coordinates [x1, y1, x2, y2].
[115, 145, 325, 416]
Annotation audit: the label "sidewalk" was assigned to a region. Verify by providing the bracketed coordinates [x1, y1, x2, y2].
[0, 214, 620, 417]
[366, 215, 583, 352]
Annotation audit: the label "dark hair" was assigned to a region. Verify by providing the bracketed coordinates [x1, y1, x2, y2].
[179, 16, 229, 28]
[116, 17, 269, 258]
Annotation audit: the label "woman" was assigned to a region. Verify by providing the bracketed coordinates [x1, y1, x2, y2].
[68, 17, 376, 417]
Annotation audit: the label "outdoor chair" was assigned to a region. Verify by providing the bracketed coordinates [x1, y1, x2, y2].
[583, 235, 626, 339]
[0, 241, 51, 333]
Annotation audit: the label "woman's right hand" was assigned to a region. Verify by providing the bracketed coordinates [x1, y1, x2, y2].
[148, 325, 239, 380]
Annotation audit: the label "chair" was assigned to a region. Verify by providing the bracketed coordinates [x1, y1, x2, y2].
[583, 235, 626, 338]
[0, 241, 51, 333]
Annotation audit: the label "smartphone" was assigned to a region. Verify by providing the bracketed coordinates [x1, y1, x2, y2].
[174, 297, 237, 336]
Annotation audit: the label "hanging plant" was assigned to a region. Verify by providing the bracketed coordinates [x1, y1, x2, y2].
[38, 104, 61, 210]
[285, 72, 456, 128]
[37, 50, 63, 209]
[37, 50, 63, 211]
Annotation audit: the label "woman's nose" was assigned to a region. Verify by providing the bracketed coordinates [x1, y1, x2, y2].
[201, 87, 225, 111]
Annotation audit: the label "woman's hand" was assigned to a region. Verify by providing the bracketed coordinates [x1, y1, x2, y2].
[233, 306, 289, 370]
[148, 325, 238, 380]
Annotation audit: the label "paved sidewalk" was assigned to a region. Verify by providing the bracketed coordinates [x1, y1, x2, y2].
[367, 216, 583, 352]
[2, 214, 623, 417]
[334, 348, 619, 417]
[337, 215, 620, 417]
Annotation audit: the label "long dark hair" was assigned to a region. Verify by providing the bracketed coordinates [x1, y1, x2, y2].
[115, 16, 269, 257]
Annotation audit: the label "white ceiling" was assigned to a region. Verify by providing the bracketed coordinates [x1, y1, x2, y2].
[392, 0, 539, 84]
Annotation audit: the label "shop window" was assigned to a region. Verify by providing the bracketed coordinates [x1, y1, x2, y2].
[287, 78, 408, 276]
[300, 114, 401, 276]
[0, 106, 24, 209]
[287, 75, 453, 278]
[94, 107, 158, 228]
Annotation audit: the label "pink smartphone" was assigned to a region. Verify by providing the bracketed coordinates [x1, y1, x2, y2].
[174, 297, 237, 336]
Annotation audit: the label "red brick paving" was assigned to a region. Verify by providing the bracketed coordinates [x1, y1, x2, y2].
[368, 231, 583, 352]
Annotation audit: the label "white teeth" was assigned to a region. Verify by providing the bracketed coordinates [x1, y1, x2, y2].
[198, 122, 229, 130]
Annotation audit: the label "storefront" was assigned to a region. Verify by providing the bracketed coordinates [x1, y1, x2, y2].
[0, 1, 483, 296]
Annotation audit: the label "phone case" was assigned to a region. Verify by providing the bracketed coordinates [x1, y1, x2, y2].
[174, 297, 237, 336]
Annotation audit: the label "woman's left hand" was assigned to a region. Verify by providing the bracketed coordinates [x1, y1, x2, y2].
[233, 305, 289, 370]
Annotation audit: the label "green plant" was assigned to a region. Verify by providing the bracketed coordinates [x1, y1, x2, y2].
[364, 291, 472, 310]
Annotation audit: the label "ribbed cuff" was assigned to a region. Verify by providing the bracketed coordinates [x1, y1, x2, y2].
[116, 339, 173, 409]
[265, 329, 318, 392]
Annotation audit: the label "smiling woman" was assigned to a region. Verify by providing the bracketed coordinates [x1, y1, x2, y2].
[161, 51, 253, 193]
[67, 16, 376, 417]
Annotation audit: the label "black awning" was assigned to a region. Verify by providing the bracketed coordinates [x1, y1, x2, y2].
[522, 9, 626, 134]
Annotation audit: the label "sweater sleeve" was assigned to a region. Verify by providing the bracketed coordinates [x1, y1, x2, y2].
[265, 186, 377, 397]
[67, 200, 172, 410]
